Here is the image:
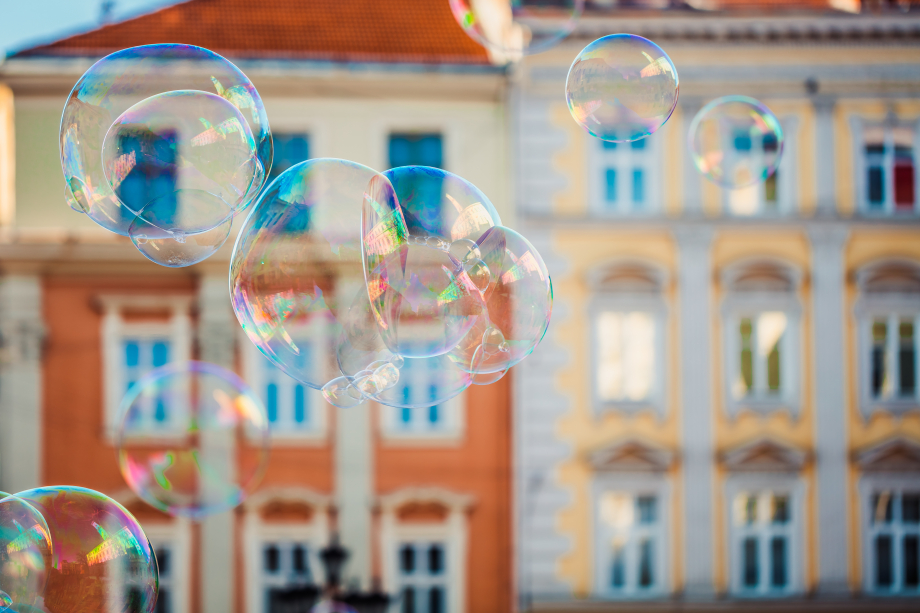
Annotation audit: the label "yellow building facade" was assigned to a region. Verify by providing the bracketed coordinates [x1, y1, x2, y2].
[513, 10, 920, 611]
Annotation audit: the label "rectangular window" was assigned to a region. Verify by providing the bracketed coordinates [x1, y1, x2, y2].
[862, 125, 917, 213]
[868, 316, 919, 402]
[389, 349, 454, 435]
[733, 491, 795, 594]
[596, 311, 656, 403]
[389, 133, 444, 169]
[114, 129, 178, 225]
[734, 312, 787, 400]
[596, 136, 654, 215]
[268, 133, 310, 182]
[154, 545, 173, 613]
[397, 542, 448, 613]
[259, 346, 312, 432]
[632, 169, 644, 206]
[263, 541, 314, 610]
[899, 321, 916, 397]
[764, 171, 778, 210]
[123, 338, 172, 427]
[597, 491, 662, 594]
[867, 489, 920, 593]
[605, 169, 617, 204]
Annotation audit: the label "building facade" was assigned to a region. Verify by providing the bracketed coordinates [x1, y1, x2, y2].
[0, 2, 513, 613]
[513, 5, 920, 612]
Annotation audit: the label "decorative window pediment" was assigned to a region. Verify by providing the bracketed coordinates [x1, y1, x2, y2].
[722, 259, 801, 295]
[588, 438, 675, 473]
[588, 260, 667, 294]
[857, 260, 920, 295]
[720, 438, 809, 473]
[854, 437, 920, 473]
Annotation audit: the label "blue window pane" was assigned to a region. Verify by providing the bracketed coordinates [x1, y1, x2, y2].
[602, 140, 618, 150]
[632, 169, 645, 205]
[294, 344, 310, 370]
[401, 407, 412, 424]
[125, 342, 140, 367]
[388, 134, 443, 169]
[114, 130, 177, 226]
[266, 383, 278, 423]
[154, 397, 167, 422]
[630, 138, 646, 150]
[294, 386, 306, 424]
[428, 405, 439, 424]
[152, 342, 169, 367]
[734, 130, 752, 152]
[868, 166, 885, 206]
[268, 134, 310, 182]
[605, 169, 617, 203]
[428, 385, 438, 401]
[126, 379, 136, 394]
[401, 386, 411, 404]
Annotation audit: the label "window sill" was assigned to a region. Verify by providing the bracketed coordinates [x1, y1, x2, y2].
[728, 590, 801, 600]
[728, 398, 799, 417]
[862, 400, 920, 416]
[595, 401, 664, 417]
[269, 430, 328, 446]
[379, 430, 464, 447]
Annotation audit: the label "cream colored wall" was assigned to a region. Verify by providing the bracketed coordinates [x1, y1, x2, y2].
[0, 84, 14, 226]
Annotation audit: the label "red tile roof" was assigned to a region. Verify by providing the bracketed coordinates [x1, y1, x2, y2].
[14, 0, 491, 65]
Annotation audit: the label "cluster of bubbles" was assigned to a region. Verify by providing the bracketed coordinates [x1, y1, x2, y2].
[563, 34, 782, 187]
[0, 487, 158, 612]
[230, 161, 553, 409]
[60, 44, 271, 267]
[116, 361, 271, 519]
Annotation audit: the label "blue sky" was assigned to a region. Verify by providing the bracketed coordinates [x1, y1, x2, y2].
[0, 0, 184, 58]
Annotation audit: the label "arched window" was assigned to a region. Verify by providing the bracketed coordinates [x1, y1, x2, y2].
[588, 261, 669, 417]
[855, 260, 920, 417]
[721, 259, 802, 417]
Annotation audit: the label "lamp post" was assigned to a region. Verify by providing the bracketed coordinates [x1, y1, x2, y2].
[267, 532, 393, 613]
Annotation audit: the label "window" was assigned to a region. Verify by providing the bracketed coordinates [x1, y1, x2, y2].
[866, 489, 920, 594]
[596, 311, 656, 403]
[396, 357, 448, 433]
[397, 541, 448, 613]
[596, 491, 665, 596]
[389, 133, 443, 169]
[856, 261, 920, 415]
[722, 261, 800, 415]
[860, 124, 918, 215]
[143, 523, 191, 613]
[592, 138, 658, 214]
[262, 351, 311, 432]
[724, 124, 791, 217]
[101, 296, 192, 434]
[154, 544, 174, 613]
[731, 491, 795, 595]
[268, 133, 310, 183]
[261, 541, 315, 611]
[112, 128, 177, 223]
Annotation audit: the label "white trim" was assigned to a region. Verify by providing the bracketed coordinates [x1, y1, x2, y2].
[144, 520, 193, 613]
[378, 392, 465, 445]
[591, 474, 671, 599]
[587, 136, 662, 217]
[858, 473, 920, 595]
[851, 115, 920, 218]
[723, 473, 806, 598]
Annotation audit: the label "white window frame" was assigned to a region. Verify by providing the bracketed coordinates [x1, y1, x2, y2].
[851, 117, 920, 217]
[100, 295, 192, 438]
[592, 475, 670, 599]
[588, 135, 661, 216]
[379, 489, 472, 613]
[242, 321, 328, 444]
[721, 116, 797, 218]
[392, 539, 451, 613]
[242, 488, 331, 613]
[724, 474, 806, 598]
[589, 295, 668, 418]
[379, 392, 465, 445]
[143, 520, 192, 613]
[859, 474, 920, 595]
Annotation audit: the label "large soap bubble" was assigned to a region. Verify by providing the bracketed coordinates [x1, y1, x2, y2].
[61, 44, 271, 266]
[116, 361, 270, 519]
[566, 34, 679, 143]
[449, 0, 585, 59]
[0, 492, 52, 611]
[688, 96, 784, 188]
[15, 486, 158, 613]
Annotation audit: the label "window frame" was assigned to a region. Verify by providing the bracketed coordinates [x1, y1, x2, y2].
[588, 135, 661, 217]
[100, 296, 193, 438]
[143, 520, 192, 613]
[724, 474, 806, 598]
[852, 117, 920, 217]
[378, 392, 466, 445]
[722, 116, 798, 218]
[592, 475, 671, 599]
[859, 474, 920, 596]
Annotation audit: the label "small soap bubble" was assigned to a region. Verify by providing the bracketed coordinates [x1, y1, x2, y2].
[482, 327, 506, 355]
[116, 361, 270, 518]
[64, 183, 85, 213]
[450, 0, 585, 59]
[322, 377, 364, 408]
[464, 258, 492, 292]
[374, 362, 400, 389]
[16, 486, 159, 613]
[0, 492, 52, 611]
[449, 238, 481, 264]
[688, 95, 784, 188]
[566, 34, 679, 143]
[471, 367, 509, 386]
[389, 354, 405, 369]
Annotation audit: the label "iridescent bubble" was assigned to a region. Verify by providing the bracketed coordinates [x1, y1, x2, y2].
[60, 44, 271, 261]
[116, 361, 270, 519]
[321, 377, 365, 409]
[0, 492, 52, 611]
[449, 0, 585, 59]
[688, 95, 784, 188]
[450, 226, 552, 374]
[15, 486, 158, 613]
[230, 158, 403, 389]
[565, 34, 679, 143]
[381, 166, 501, 245]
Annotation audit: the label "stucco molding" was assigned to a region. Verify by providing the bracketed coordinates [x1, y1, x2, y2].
[242, 486, 334, 513]
[853, 436, 920, 473]
[587, 438, 676, 474]
[719, 437, 810, 473]
[376, 487, 475, 514]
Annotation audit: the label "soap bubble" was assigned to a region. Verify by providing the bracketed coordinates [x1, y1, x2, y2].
[230, 158, 403, 390]
[450, 226, 552, 375]
[14, 486, 158, 613]
[116, 361, 270, 519]
[449, 0, 585, 58]
[60, 44, 271, 264]
[566, 34, 679, 143]
[0, 492, 52, 611]
[688, 96, 784, 188]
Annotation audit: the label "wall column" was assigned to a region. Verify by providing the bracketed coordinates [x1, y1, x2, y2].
[197, 275, 237, 613]
[809, 227, 850, 595]
[0, 275, 43, 495]
[813, 95, 838, 216]
[676, 228, 715, 598]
